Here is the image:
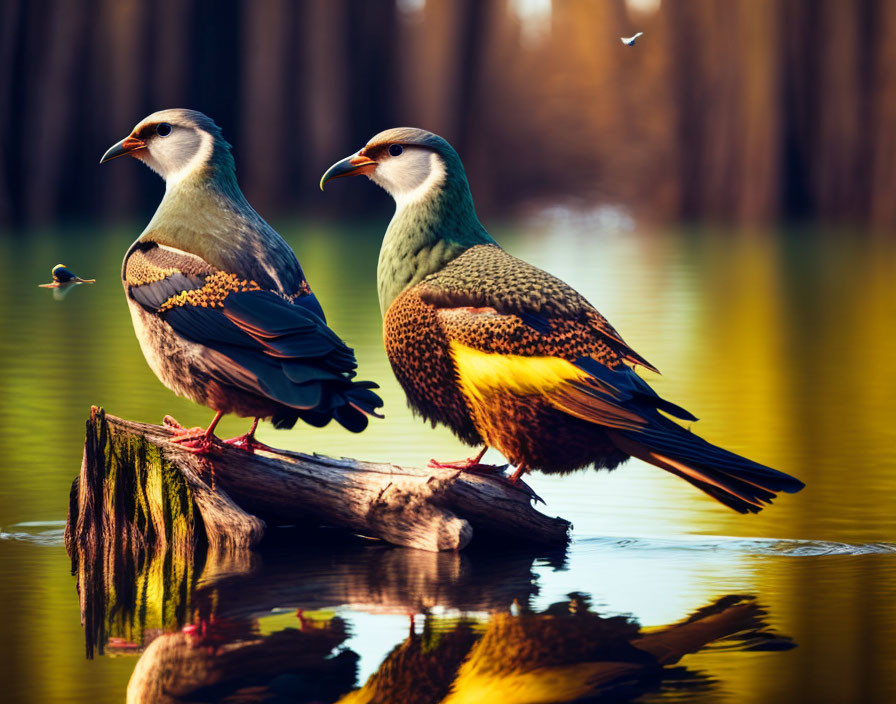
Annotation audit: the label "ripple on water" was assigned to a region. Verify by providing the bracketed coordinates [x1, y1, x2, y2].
[0, 520, 67, 546]
[576, 535, 896, 556]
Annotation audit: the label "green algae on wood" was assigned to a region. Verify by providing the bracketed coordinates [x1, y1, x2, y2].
[65, 407, 260, 657]
[67, 407, 264, 566]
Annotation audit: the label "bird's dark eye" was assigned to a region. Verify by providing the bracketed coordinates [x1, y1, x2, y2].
[156, 122, 172, 137]
[389, 144, 403, 157]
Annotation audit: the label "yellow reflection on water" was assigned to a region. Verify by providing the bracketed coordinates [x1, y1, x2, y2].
[1, 221, 895, 703]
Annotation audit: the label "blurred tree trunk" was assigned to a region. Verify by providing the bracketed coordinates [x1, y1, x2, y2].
[150, 0, 193, 107]
[22, 0, 88, 223]
[303, 0, 349, 188]
[327, 0, 399, 213]
[0, 0, 894, 228]
[406, 0, 468, 140]
[0, 0, 24, 222]
[240, 0, 295, 214]
[93, 0, 151, 220]
[811, 0, 866, 221]
[868, 0, 896, 226]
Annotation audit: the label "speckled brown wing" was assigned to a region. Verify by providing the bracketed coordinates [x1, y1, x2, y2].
[383, 285, 482, 445]
[383, 278, 645, 472]
[417, 245, 658, 372]
[124, 243, 262, 311]
[382, 244, 656, 453]
[385, 245, 805, 512]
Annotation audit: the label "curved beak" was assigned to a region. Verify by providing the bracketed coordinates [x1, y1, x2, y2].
[320, 153, 377, 190]
[99, 135, 147, 164]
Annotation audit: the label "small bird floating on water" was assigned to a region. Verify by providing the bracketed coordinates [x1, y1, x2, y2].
[621, 32, 643, 46]
[100, 109, 383, 457]
[38, 264, 95, 288]
[321, 127, 804, 513]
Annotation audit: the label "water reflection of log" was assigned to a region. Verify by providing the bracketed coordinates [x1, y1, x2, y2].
[98, 532, 794, 704]
[196, 539, 561, 618]
[72, 523, 561, 658]
[65, 407, 570, 554]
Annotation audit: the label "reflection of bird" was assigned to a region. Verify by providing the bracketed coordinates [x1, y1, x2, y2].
[321, 129, 804, 512]
[338, 618, 478, 704]
[621, 32, 643, 46]
[48, 282, 82, 301]
[100, 109, 382, 454]
[128, 617, 357, 704]
[442, 594, 777, 704]
[38, 263, 95, 287]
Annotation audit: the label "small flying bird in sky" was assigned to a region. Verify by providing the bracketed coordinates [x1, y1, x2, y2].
[38, 264, 95, 288]
[621, 32, 643, 46]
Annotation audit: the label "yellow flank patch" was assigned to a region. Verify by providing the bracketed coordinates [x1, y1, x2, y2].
[442, 661, 644, 704]
[449, 341, 590, 403]
[159, 271, 261, 311]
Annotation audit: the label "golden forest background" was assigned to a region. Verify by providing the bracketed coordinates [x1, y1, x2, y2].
[1, 0, 894, 228]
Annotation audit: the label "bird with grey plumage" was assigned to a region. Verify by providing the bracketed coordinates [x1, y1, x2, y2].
[321, 128, 804, 514]
[100, 109, 383, 456]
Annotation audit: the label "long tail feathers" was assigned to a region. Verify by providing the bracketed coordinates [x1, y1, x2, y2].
[608, 421, 805, 514]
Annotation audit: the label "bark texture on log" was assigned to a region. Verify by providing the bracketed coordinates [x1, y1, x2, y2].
[66, 407, 570, 558]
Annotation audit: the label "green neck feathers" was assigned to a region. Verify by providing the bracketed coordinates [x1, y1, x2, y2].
[376, 152, 494, 315]
[137, 141, 302, 294]
[141, 145, 259, 269]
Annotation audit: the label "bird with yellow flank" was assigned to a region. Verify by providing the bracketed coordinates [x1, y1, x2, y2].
[321, 128, 804, 513]
[101, 109, 382, 454]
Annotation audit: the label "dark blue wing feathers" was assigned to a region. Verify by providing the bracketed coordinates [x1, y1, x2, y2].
[222, 291, 357, 366]
[294, 291, 327, 322]
[54, 266, 78, 283]
[572, 356, 803, 513]
[574, 357, 697, 421]
[130, 270, 382, 431]
[516, 311, 553, 335]
[163, 305, 258, 349]
[281, 361, 350, 385]
[223, 291, 325, 336]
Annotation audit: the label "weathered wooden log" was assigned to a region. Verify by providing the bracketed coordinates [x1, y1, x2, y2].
[66, 407, 570, 557]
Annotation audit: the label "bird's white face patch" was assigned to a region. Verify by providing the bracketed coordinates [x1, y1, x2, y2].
[139, 125, 214, 186]
[370, 148, 446, 210]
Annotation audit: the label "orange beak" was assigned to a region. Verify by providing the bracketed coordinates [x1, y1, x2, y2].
[320, 153, 377, 190]
[99, 135, 147, 164]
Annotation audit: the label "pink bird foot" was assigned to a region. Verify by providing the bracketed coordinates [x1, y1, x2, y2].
[428, 446, 506, 474]
[164, 411, 224, 455]
[222, 418, 275, 453]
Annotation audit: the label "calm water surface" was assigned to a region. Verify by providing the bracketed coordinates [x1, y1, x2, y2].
[0, 219, 895, 703]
